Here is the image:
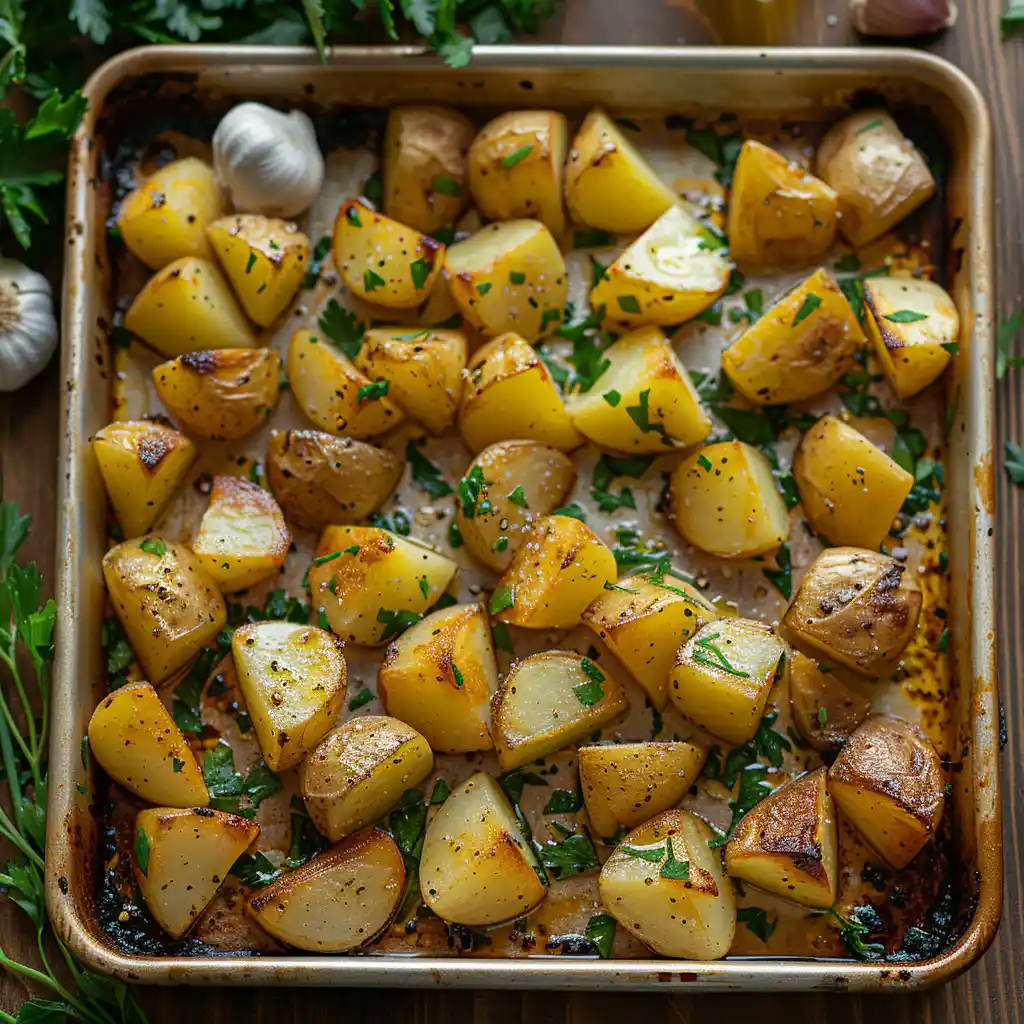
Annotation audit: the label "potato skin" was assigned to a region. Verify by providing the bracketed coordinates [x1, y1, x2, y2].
[788, 651, 872, 752]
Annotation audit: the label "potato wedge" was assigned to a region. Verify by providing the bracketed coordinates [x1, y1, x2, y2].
[102, 538, 227, 685]
[88, 681, 208, 807]
[564, 108, 677, 232]
[669, 441, 789, 559]
[419, 772, 547, 926]
[307, 526, 459, 646]
[378, 602, 498, 753]
[788, 651, 872, 752]
[794, 415, 913, 549]
[91, 420, 197, 539]
[247, 827, 406, 951]
[725, 767, 838, 909]
[492, 651, 629, 771]
[579, 741, 707, 840]
[828, 715, 945, 869]
[721, 269, 866, 405]
[134, 807, 259, 939]
[232, 621, 347, 771]
[599, 810, 736, 960]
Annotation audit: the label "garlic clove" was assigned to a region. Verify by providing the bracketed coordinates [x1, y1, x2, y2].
[850, 0, 957, 36]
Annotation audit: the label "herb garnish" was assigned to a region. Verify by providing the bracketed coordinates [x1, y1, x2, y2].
[502, 144, 534, 168]
[691, 632, 749, 677]
[792, 293, 822, 326]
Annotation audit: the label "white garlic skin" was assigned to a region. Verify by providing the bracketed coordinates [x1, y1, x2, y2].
[213, 102, 325, 219]
[0, 259, 58, 393]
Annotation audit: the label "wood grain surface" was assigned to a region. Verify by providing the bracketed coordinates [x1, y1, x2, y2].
[1, 0, 1021, 1019]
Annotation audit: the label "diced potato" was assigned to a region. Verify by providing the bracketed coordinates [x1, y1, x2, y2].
[102, 538, 227, 685]
[355, 327, 467, 435]
[444, 221, 568, 342]
[287, 328, 405, 439]
[724, 767, 838, 909]
[458, 332, 582, 453]
[117, 157, 222, 270]
[783, 547, 922, 677]
[863, 276, 960, 399]
[581, 574, 717, 710]
[134, 807, 259, 939]
[669, 441, 789, 559]
[378, 602, 498, 753]
[456, 440, 577, 573]
[266, 429, 403, 531]
[383, 105, 475, 235]
[468, 110, 569, 237]
[419, 772, 548, 926]
[123, 257, 257, 357]
[564, 108, 677, 232]
[491, 651, 629, 771]
[578, 741, 707, 840]
[307, 526, 459, 646]
[591, 205, 730, 326]
[566, 325, 712, 453]
[91, 420, 197, 539]
[232, 621, 347, 771]
[88, 681, 208, 807]
[788, 651, 872, 752]
[793, 415, 913, 549]
[492, 515, 617, 630]
[721, 269, 866, 405]
[599, 810, 736, 960]
[815, 110, 936, 248]
[247, 827, 406, 951]
[332, 200, 443, 309]
[828, 715, 945, 869]
[152, 349, 281, 441]
[207, 215, 310, 327]
[727, 141, 838, 272]
[669, 618, 788, 745]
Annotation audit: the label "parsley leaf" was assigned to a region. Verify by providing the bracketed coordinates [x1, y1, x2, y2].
[573, 657, 605, 705]
[792, 293, 822, 326]
[377, 607, 421, 642]
[318, 299, 365, 360]
[405, 438, 454, 497]
[737, 906, 776, 943]
[540, 832, 599, 879]
[585, 915, 616, 958]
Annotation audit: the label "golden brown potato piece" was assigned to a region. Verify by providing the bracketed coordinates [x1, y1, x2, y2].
[788, 651, 872, 752]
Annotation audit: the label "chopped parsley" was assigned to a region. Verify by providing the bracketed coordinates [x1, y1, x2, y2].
[625, 388, 670, 443]
[763, 542, 792, 599]
[357, 379, 389, 402]
[855, 119, 884, 135]
[476, 281, 492, 296]
[883, 309, 928, 324]
[405, 438, 454, 497]
[509, 269, 526, 285]
[585, 915, 616, 958]
[616, 294, 641, 314]
[245, 251, 257, 274]
[737, 907, 776, 943]
[312, 550, 341, 566]
[458, 465, 487, 516]
[377, 607, 422, 642]
[451, 663, 464, 688]
[574, 228, 617, 248]
[432, 175, 460, 195]
[792, 293, 822, 326]
[139, 537, 166, 557]
[507, 484, 528, 508]
[540, 830, 599, 879]
[551, 503, 587, 522]
[134, 827, 150, 876]
[318, 299, 365, 359]
[489, 585, 514, 615]
[660, 844, 690, 880]
[410, 258, 431, 290]
[502, 144, 534, 168]
[303, 235, 332, 289]
[345, 205, 362, 227]
[230, 852, 279, 888]
[692, 632, 749, 677]
[430, 779, 451, 804]
[543, 787, 584, 814]
[363, 268, 386, 292]
[573, 657, 605, 705]
[348, 686, 374, 710]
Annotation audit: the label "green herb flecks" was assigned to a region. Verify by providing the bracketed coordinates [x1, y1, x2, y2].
[502, 144, 534, 168]
[792, 293, 822, 326]
[573, 657, 605, 706]
[318, 299, 365, 360]
[406, 438, 454, 498]
[692, 632, 749, 678]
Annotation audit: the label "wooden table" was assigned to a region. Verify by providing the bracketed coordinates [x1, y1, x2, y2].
[1, 0, 1021, 1020]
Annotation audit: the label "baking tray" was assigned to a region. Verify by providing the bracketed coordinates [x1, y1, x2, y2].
[48, 44, 999, 992]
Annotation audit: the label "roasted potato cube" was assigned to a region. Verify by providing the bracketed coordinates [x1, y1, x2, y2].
[788, 651, 872, 752]
[863, 276, 960, 399]
[232, 621, 347, 771]
[725, 767, 838, 909]
[591, 204, 731, 325]
[152, 349, 281, 441]
[721, 269, 866, 405]
[458, 332, 582, 453]
[492, 651, 629, 771]
[669, 441, 789, 559]
[88, 681, 208, 807]
[828, 715, 945, 869]
[579, 741, 707, 840]
[444, 220, 568, 342]
[669, 618, 788, 745]
[599, 810, 736, 960]
[91, 420, 197, 539]
[102, 538, 227, 685]
[794, 415, 913, 549]
[123, 257, 257, 357]
[383, 105, 475, 235]
[783, 547, 922, 677]
[564, 107, 677, 233]
[727, 141, 838, 272]
[456, 440, 576, 573]
[419, 772, 548, 926]
[246, 827, 406, 951]
[492, 515, 617, 630]
[134, 807, 259, 939]
[378, 602, 498, 753]
[300, 716, 433, 842]
[815, 110, 936, 248]
[117, 157, 221, 270]
[332, 200, 443, 309]
[307, 526, 458, 646]
[266, 430, 402, 531]
[581, 573, 717, 710]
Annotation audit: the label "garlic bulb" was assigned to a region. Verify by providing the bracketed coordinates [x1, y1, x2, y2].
[213, 103, 324, 219]
[850, 0, 957, 36]
[0, 259, 58, 393]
